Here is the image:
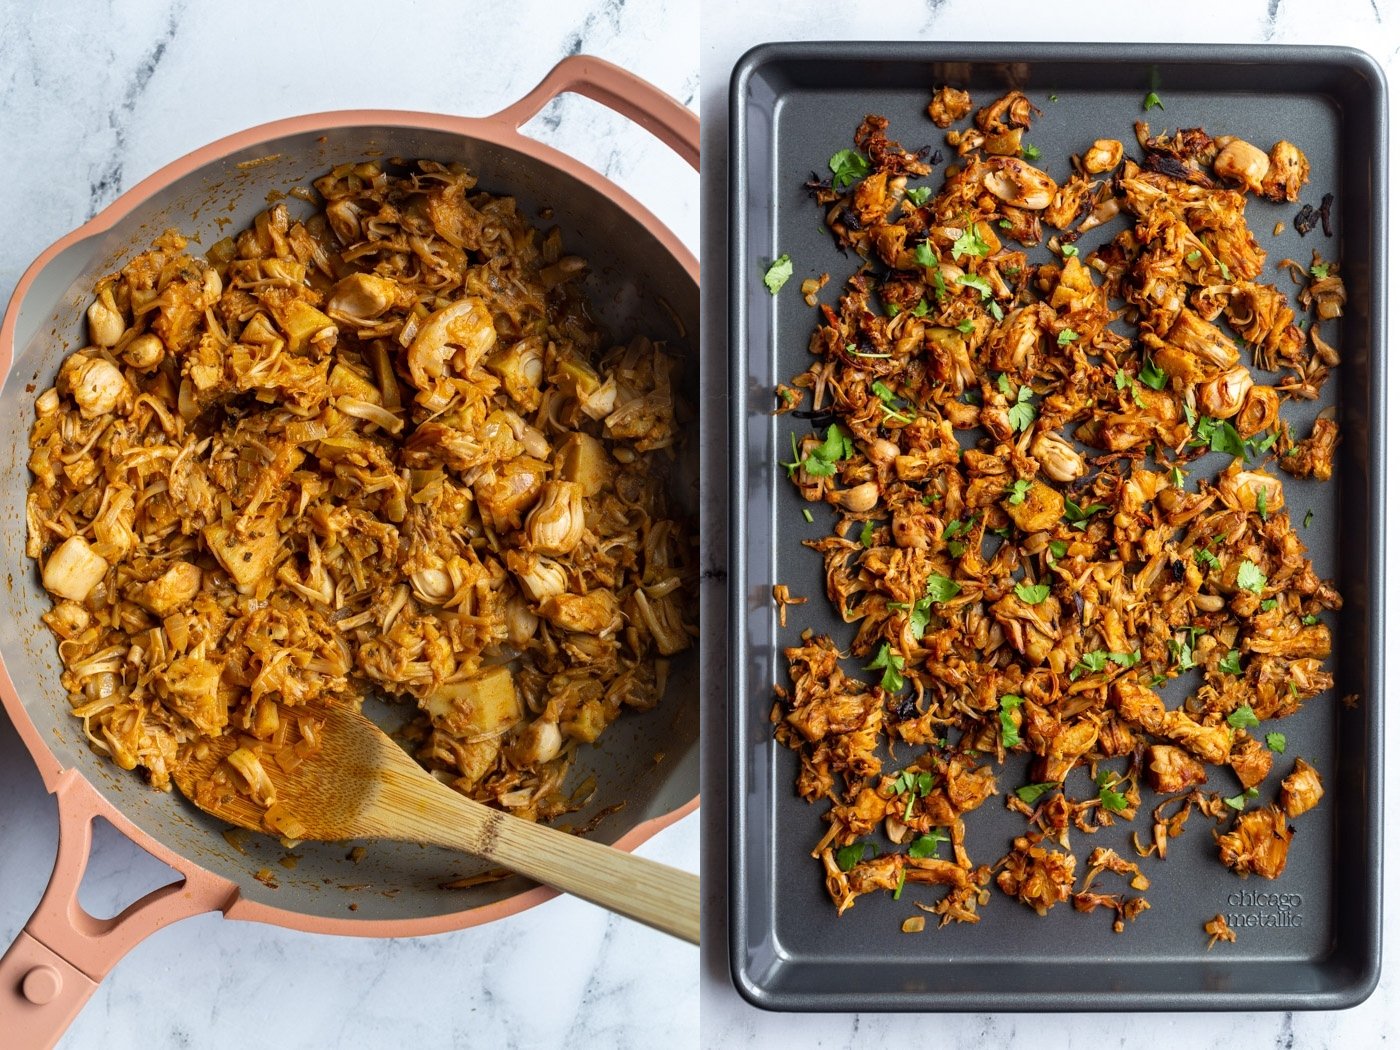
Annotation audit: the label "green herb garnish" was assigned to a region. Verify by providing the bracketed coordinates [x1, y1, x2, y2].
[1015, 782, 1058, 805]
[1139, 355, 1168, 390]
[1226, 703, 1260, 729]
[763, 254, 793, 294]
[957, 273, 993, 297]
[1236, 559, 1267, 595]
[906, 185, 933, 206]
[1064, 497, 1107, 529]
[999, 694, 1024, 748]
[829, 148, 871, 190]
[1225, 787, 1260, 811]
[952, 225, 992, 260]
[1143, 91, 1164, 112]
[1015, 580, 1050, 605]
[1218, 649, 1243, 676]
[835, 841, 875, 870]
[1008, 385, 1037, 433]
[907, 829, 950, 859]
[1266, 732, 1287, 753]
[1006, 479, 1032, 505]
[925, 572, 961, 604]
[864, 642, 906, 693]
[1095, 770, 1129, 812]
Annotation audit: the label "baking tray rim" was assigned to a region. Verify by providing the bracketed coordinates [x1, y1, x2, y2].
[727, 39, 1387, 1012]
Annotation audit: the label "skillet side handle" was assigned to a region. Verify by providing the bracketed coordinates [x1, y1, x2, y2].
[490, 55, 699, 171]
[0, 771, 235, 1049]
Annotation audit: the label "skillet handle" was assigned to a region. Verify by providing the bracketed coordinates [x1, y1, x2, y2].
[0, 771, 235, 1049]
[489, 55, 699, 171]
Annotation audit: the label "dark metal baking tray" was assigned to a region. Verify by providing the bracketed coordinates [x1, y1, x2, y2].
[728, 42, 1386, 1012]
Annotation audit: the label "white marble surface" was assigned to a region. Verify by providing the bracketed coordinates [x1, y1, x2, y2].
[700, 1, 1398, 1047]
[0, 1, 699, 1048]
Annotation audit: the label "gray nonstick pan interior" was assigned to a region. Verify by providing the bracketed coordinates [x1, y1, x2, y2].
[729, 42, 1384, 1011]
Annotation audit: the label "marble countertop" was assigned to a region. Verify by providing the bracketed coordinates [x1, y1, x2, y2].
[0, 1, 698, 1048]
[699, 1, 1398, 1047]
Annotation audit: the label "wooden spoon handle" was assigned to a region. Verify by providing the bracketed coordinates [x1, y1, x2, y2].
[380, 774, 700, 944]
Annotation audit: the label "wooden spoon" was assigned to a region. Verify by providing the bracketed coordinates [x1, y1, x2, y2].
[171, 706, 700, 944]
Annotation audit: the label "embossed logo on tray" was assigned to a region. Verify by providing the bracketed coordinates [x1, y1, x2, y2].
[1226, 889, 1304, 929]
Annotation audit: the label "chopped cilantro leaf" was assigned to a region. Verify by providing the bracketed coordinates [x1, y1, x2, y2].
[999, 218, 1013, 229]
[1015, 782, 1058, 804]
[1225, 787, 1260, 811]
[1071, 650, 1109, 680]
[907, 829, 950, 859]
[1139, 355, 1168, 390]
[1218, 649, 1243, 676]
[1236, 559, 1267, 595]
[1014, 580, 1050, 605]
[1096, 771, 1129, 812]
[1114, 368, 1129, 390]
[1048, 539, 1069, 561]
[1196, 547, 1221, 571]
[1186, 249, 1202, 265]
[1061, 244, 1079, 258]
[835, 841, 875, 870]
[1169, 465, 1187, 487]
[926, 572, 961, 604]
[957, 318, 975, 334]
[798, 424, 851, 477]
[864, 642, 906, 693]
[1008, 385, 1037, 433]
[911, 298, 932, 318]
[1309, 262, 1330, 280]
[906, 185, 933, 206]
[952, 225, 991, 260]
[957, 273, 993, 297]
[996, 373, 1015, 398]
[913, 241, 940, 269]
[1259, 598, 1278, 612]
[1256, 488, 1269, 520]
[859, 520, 875, 548]
[1143, 91, 1164, 112]
[1266, 732, 1287, 754]
[829, 148, 871, 190]
[999, 694, 1024, 748]
[1022, 144, 1042, 161]
[942, 518, 972, 541]
[1302, 613, 1319, 626]
[1058, 329, 1079, 346]
[1006, 479, 1032, 505]
[1226, 703, 1260, 729]
[763, 254, 793, 294]
[1064, 497, 1107, 529]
